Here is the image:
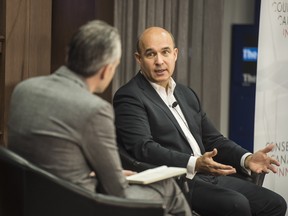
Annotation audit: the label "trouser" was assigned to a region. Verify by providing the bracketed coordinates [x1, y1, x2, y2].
[186, 174, 287, 216]
[126, 178, 192, 216]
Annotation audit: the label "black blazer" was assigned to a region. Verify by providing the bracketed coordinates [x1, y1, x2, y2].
[113, 72, 249, 173]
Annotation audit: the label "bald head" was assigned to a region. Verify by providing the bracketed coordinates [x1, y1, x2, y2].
[134, 27, 178, 88]
[136, 27, 175, 54]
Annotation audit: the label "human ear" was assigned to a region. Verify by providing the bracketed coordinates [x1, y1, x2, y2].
[134, 52, 141, 64]
[99, 64, 110, 80]
[174, 48, 178, 61]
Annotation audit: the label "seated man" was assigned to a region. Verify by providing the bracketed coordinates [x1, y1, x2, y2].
[113, 26, 287, 216]
[7, 20, 191, 216]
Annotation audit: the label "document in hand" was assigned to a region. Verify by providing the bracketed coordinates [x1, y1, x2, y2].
[126, 165, 187, 185]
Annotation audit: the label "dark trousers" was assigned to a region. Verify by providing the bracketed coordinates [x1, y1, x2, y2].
[186, 174, 287, 216]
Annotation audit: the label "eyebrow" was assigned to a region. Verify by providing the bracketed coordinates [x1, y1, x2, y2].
[144, 48, 154, 54]
[162, 47, 172, 51]
[144, 47, 171, 54]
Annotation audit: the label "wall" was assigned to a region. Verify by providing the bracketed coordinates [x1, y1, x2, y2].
[0, 0, 52, 145]
[0, 0, 114, 146]
[51, 0, 114, 101]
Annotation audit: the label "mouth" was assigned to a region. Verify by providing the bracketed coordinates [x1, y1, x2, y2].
[154, 69, 167, 74]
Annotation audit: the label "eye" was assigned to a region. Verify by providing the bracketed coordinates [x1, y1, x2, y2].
[145, 52, 156, 58]
[162, 49, 171, 56]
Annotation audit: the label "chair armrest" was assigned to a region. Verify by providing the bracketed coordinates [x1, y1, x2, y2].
[230, 172, 266, 186]
[250, 172, 266, 186]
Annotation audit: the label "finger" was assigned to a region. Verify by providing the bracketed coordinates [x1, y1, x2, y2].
[221, 168, 236, 175]
[252, 166, 263, 174]
[211, 163, 235, 170]
[209, 160, 234, 169]
[260, 165, 272, 174]
[211, 167, 236, 176]
[270, 158, 280, 166]
[268, 164, 278, 173]
[212, 148, 218, 157]
[261, 143, 275, 154]
[250, 163, 271, 174]
[205, 148, 218, 158]
[254, 169, 262, 174]
[263, 168, 270, 174]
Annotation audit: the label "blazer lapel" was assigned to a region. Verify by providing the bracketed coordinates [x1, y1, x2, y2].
[174, 87, 206, 154]
[135, 73, 191, 145]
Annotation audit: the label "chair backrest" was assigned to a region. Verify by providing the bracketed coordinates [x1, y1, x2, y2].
[0, 146, 164, 216]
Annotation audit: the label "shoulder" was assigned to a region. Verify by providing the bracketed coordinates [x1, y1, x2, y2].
[175, 83, 202, 111]
[78, 93, 113, 117]
[14, 76, 45, 89]
[114, 73, 143, 98]
[11, 76, 48, 101]
[175, 83, 199, 99]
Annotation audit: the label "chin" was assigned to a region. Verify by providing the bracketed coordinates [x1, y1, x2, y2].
[156, 76, 170, 83]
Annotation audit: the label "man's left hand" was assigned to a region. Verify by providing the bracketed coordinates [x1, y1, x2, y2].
[244, 143, 280, 174]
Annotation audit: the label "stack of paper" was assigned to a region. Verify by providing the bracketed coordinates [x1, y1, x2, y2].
[126, 165, 187, 184]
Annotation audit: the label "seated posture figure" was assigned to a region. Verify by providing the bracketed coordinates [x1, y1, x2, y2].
[113, 26, 287, 216]
[8, 20, 191, 216]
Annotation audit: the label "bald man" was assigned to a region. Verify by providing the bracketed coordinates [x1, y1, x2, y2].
[113, 27, 287, 216]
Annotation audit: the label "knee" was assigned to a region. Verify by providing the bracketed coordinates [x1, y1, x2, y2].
[257, 191, 287, 216]
[227, 194, 251, 215]
[279, 198, 288, 215]
[270, 193, 287, 215]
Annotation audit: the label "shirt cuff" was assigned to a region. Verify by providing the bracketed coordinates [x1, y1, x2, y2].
[240, 152, 252, 175]
[186, 155, 200, 179]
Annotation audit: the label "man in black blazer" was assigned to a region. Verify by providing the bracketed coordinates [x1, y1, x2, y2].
[113, 27, 287, 216]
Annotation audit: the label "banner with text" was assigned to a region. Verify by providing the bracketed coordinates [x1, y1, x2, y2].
[254, 0, 288, 206]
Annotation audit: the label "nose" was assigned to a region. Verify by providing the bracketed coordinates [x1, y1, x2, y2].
[155, 54, 164, 65]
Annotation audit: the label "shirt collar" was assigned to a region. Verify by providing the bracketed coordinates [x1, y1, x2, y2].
[140, 71, 176, 95]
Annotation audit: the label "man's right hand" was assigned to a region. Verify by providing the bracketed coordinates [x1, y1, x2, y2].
[195, 148, 236, 176]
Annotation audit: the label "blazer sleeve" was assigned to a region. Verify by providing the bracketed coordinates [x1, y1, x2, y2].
[81, 102, 128, 197]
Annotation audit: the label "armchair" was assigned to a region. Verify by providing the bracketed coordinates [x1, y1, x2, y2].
[0, 146, 165, 216]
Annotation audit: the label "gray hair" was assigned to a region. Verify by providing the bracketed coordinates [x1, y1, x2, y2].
[67, 20, 121, 77]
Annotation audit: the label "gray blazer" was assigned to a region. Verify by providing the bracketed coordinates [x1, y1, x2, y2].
[8, 66, 128, 196]
[8, 66, 193, 216]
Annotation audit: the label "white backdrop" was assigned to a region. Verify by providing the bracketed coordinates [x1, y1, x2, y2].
[254, 0, 288, 211]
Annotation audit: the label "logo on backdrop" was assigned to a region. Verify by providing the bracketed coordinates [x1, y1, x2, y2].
[267, 141, 288, 177]
[242, 47, 257, 86]
[272, 1, 288, 37]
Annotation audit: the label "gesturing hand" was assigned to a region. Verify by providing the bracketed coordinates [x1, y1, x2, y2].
[195, 148, 236, 176]
[244, 143, 280, 174]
